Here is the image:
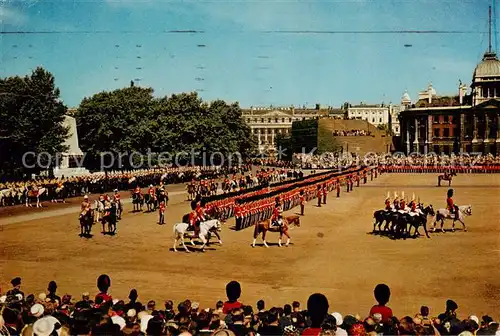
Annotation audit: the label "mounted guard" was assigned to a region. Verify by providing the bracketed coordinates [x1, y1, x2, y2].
[446, 188, 459, 219]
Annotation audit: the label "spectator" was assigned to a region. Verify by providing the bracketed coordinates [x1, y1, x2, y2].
[7, 277, 24, 299]
[280, 304, 293, 330]
[95, 274, 112, 305]
[301, 293, 329, 336]
[222, 281, 242, 314]
[46, 281, 61, 304]
[369, 284, 393, 323]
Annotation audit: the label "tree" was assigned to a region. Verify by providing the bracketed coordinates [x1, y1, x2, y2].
[275, 133, 292, 161]
[0, 67, 69, 178]
[74, 86, 156, 170]
[377, 123, 394, 136]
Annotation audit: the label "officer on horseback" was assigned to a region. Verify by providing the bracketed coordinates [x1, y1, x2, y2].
[384, 192, 392, 211]
[189, 200, 200, 238]
[447, 188, 459, 218]
[271, 196, 283, 228]
[80, 195, 91, 218]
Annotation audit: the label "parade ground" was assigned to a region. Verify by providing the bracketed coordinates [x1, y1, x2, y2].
[1, 173, 499, 317]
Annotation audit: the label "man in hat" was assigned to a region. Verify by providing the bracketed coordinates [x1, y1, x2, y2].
[47, 280, 61, 303]
[80, 195, 91, 218]
[7, 277, 24, 299]
[299, 190, 305, 216]
[446, 189, 459, 219]
[316, 185, 322, 207]
[158, 199, 166, 225]
[384, 193, 392, 211]
[95, 274, 112, 304]
[393, 192, 399, 211]
[189, 200, 200, 238]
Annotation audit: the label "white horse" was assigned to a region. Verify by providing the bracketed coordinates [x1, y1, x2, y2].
[173, 219, 222, 253]
[0, 188, 11, 206]
[432, 205, 472, 232]
[25, 187, 47, 208]
[93, 199, 105, 223]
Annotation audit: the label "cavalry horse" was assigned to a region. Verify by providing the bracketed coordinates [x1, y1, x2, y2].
[173, 219, 222, 253]
[438, 171, 457, 187]
[131, 192, 144, 212]
[51, 185, 66, 203]
[25, 186, 47, 208]
[432, 205, 472, 232]
[100, 203, 117, 234]
[373, 204, 434, 239]
[252, 215, 300, 248]
[79, 209, 93, 236]
[144, 193, 157, 212]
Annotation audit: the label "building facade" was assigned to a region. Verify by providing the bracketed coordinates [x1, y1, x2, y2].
[399, 49, 500, 155]
[241, 105, 332, 153]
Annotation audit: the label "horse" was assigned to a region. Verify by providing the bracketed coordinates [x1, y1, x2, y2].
[144, 193, 157, 212]
[252, 215, 300, 248]
[115, 199, 123, 219]
[0, 188, 12, 206]
[398, 204, 435, 239]
[186, 184, 196, 201]
[173, 219, 222, 253]
[131, 192, 144, 212]
[372, 209, 401, 234]
[79, 209, 93, 236]
[51, 185, 66, 203]
[432, 205, 472, 232]
[100, 203, 117, 234]
[93, 200, 104, 223]
[25, 187, 47, 208]
[438, 171, 457, 186]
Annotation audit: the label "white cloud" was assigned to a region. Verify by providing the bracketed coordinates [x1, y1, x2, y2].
[0, 5, 28, 25]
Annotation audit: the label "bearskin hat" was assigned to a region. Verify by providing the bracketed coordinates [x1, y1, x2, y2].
[97, 274, 111, 292]
[447, 189, 454, 198]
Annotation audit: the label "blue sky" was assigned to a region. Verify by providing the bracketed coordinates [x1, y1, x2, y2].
[0, 0, 497, 108]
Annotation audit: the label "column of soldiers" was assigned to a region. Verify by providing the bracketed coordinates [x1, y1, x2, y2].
[205, 166, 378, 230]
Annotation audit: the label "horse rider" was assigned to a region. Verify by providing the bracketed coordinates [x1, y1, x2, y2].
[271, 197, 283, 228]
[399, 192, 406, 212]
[134, 185, 141, 195]
[196, 199, 207, 222]
[148, 184, 155, 198]
[384, 193, 392, 211]
[393, 192, 399, 211]
[113, 189, 122, 218]
[80, 195, 91, 218]
[447, 188, 459, 218]
[189, 200, 200, 238]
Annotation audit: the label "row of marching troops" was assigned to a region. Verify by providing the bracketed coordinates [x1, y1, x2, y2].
[202, 166, 378, 230]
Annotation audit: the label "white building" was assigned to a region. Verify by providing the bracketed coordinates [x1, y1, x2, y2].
[388, 90, 412, 136]
[242, 105, 330, 153]
[346, 103, 390, 126]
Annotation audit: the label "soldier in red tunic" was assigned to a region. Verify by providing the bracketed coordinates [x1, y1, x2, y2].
[134, 185, 141, 194]
[158, 200, 166, 225]
[299, 190, 305, 216]
[188, 200, 199, 237]
[317, 185, 322, 207]
[447, 188, 458, 218]
[385, 194, 392, 211]
[322, 183, 327, 204]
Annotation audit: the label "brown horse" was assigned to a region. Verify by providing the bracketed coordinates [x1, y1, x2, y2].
[438, 172, 457, 186]
[252, 215, 300, 248]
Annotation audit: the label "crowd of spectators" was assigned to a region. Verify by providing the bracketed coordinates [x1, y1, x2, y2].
[332, 130, 372, 137]
[2, 276, 498, 336]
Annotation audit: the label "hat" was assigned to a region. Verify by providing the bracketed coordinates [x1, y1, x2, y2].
[111, 315, 126, 330]
[0, 296, 6, 303]
[192, 302, 200, 310]
[33, 316, 61, 336]
[114, 189, 118, 192]
[82, 292, 89, 298]
[127, 309, 137, 318]
[31, 303, 45, 318]
[331, 312, 343, 326]
[469, 315, 479, 324]
[412, 193, 415, 201]
[446, 299, 458, 311]
[83, 195, 89, 199]
[11, 277, 21, 287]
[385, 192, 390, 201]
[15, 293, 23, 301]
[38, 293, 47, 301]
[140, 314, 153, 333]
[401, 191, 405, 199]
[394, 192, 398, 199]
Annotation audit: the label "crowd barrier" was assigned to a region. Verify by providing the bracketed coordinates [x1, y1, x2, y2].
[380, 165, 500, 174]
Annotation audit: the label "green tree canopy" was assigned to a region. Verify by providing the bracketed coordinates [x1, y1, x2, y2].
[0, 67, 69, 178]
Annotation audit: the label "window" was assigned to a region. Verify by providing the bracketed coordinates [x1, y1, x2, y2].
[288, 118, 292, 122]
[443, 128, 449, 137]
[275, 118, 278, 123]
[268, 118, 271, 123]
[261, 118, 264, 123]
[434, 128, 440, 137]
[379, 118, 382, 123]
[433, 145, 440, 154]
[282, 118, 285, 123]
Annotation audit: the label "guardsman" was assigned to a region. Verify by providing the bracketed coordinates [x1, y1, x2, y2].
[158, 199, 166, 224]
[322, 183, 327, 205]
[393, 192, 399, 210]
[299, 190, 305, 216]
[384, 192, 392, 211]
[189, 200, 199, 237]
[317, 185, 322, 207]
[446, 188, 458, 218]
[80, 195, 91, 218]
[400, 191, 406, 211]
[336, 179, 341, 198]
[234, 199, 242, 230]
[134, 185, 141, 195]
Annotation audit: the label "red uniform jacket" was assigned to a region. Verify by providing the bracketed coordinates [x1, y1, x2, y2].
[159, 201, 166, 212]
[385, 200, 391, 210]
[134, 187, 141, 194]
[189, 211, 197, 226]
[299, 195, 305, 205]
[447, 197, 454, 211]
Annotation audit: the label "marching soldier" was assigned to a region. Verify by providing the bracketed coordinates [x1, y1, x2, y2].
[322, 183, 327, 205]
[158, 199, 166, 224]
[317, 185, 322, 207]
[299, 190, 305, 216]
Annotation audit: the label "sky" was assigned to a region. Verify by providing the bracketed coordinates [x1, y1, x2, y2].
[0, 0, 498, 108]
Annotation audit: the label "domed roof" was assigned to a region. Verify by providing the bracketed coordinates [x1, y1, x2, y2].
[401, 90, 411, 103]
[473, 52, 500, 78]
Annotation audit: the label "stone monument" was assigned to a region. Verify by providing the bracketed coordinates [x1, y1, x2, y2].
[52, 115, 89, 177]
